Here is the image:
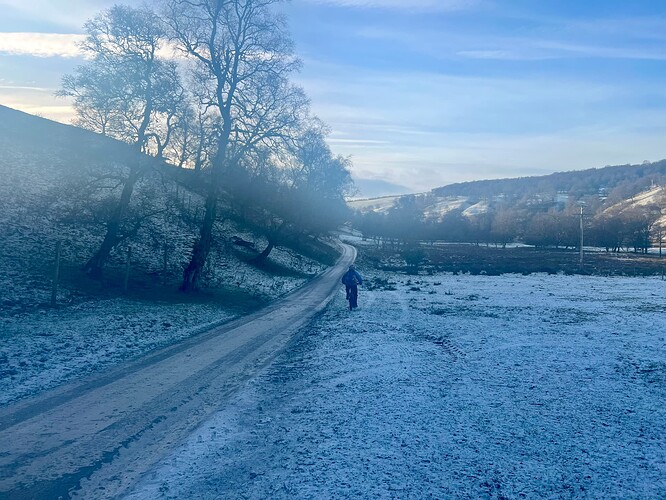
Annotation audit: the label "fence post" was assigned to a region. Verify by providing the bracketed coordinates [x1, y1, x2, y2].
[163, 243, 169, 285]
[50, 240, 62, 307]
[123, 246, 132, 292]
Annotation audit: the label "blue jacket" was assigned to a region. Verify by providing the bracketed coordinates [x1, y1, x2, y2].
[341, 269, 363, 286]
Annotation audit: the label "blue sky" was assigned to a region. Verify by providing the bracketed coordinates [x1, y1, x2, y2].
[1, 0, 666, 192]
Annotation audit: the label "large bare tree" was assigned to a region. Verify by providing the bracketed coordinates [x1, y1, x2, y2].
[59, 5, 187, 277]
[164, 0, 308, 290]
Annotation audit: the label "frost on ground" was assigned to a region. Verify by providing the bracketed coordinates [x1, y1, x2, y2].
[0, 250, 325, 408]
[0, 299, 237, 406]
[0, 248, 325, 408]
[129, 272, 666, 499]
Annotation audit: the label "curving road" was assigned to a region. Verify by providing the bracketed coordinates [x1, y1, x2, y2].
[0, 243, 356, 499]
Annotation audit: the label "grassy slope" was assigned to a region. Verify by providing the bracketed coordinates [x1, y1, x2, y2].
[0, 105, 335, 316]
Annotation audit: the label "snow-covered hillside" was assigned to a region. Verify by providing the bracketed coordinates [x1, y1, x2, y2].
[348, 195, 403, 213]
[128, 270, 666, 498]
[602, 184, 666, 226]
[350, 193, 492, 219]
[350, 173, 666, 227]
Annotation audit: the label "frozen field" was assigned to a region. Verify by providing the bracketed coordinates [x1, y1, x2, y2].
[128, 272, 666, 498]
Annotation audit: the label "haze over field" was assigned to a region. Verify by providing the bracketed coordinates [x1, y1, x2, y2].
[2, 1, 666, 498]
[2, 0, 666, 192]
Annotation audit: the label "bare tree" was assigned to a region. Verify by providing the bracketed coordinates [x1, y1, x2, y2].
[59, 5, 186, 277]
[164, 0, 307, 290]
[491, 208, 524, 248]
[236, 123, 352, 264]
[61, 5, 184, 153]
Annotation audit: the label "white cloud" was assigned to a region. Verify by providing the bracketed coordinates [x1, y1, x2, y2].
[328, 138, 390, 145]
[0, 32, 183, 61]
[0, 33, 85, 58]
[358, 22, 666, 62]
[566, 16, 666, 42]
[342, 127, 666, 192]
[302, 0, 478, 12]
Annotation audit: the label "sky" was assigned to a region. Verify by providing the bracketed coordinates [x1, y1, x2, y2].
[1, 0, 666, 193]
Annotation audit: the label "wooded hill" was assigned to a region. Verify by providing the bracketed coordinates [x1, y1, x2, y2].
[351, 160, 666, 253]
[431, 161, 666, 204]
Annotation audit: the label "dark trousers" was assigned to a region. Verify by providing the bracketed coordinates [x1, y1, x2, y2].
[346, 285, 358, 309]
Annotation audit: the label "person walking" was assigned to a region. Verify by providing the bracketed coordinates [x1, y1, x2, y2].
[341, 264, 363, 310]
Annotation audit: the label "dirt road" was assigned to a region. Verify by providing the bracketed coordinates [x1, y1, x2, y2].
[0, 244, 355, 499]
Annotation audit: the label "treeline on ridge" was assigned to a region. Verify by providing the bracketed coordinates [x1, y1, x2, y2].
[432, 160, 666, 205]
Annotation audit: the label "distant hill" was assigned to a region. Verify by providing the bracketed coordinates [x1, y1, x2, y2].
[351, 178, 413, 199]
[351, 160, 666, 224]
[431, 161, 666, 201]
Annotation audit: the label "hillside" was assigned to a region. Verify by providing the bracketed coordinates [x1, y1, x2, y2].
[351, 160, 666, 223]
[0, 105, 333, 315]
[432, 161, 666, 201]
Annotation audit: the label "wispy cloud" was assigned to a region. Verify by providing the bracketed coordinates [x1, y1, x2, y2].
[0, 33, 84, 58]
[345, 127, 666, 192]
[565, 16, 666, 42]
[0, 32, 181, 60]
[294, 55, 666, 190]
[358, 18, 666, 62]
[0, 84, 53, 91]
[301, 0, 479, 12]
[0, 0, 115, 29]
[459, 40, 666, 61]
[328, 138, 391, 145]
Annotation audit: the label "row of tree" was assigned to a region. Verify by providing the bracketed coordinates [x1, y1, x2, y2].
[354, 196, 665, 254]
[58, 0, 352, 290]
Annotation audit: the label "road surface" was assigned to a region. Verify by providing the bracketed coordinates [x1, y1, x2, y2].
[0, 243, 355, 499]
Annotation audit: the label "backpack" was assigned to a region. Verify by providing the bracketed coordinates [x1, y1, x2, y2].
[343, 270, 359, 286]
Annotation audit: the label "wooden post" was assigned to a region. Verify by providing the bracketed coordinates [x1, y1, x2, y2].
[123, 246, 132, 292]
[163, 243, 169, 285]
[50, 240, 62, 307]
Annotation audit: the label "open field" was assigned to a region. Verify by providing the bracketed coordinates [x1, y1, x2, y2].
[128, 268, 666, 498]
[358, 242, 666, 277]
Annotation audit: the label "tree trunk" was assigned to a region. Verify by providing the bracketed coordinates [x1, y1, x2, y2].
[181, 79, 233, 291]
[84, 168, 141, 278]
[181, 192, 218, 291]
[250, 240, 275, 265]
[180, 128, 229, 292]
